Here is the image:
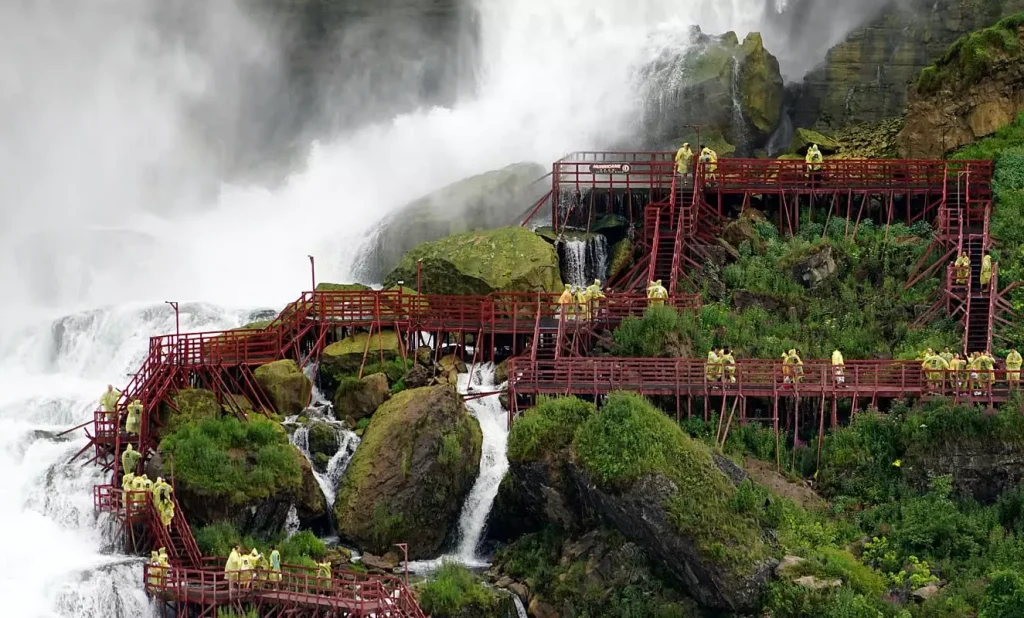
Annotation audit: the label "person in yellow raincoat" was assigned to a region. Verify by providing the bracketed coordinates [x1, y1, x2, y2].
[239, 548, 253, 589]
[130, 474, 151, 515]
[121, 443, 141, 476]
[949, 353, 967, 392]
[721, 347, 736, 384]
[675, 142, 694, 177]
[646, 280, 668, 307]
[705, 348, 721, 383]
[699, 147, 718, 182]
[954, 253, 971, 286]
[147, 550, 164, 588]
[831, 349, 845, 385]
[584, 279, 605, 320]
[100, 385, 121, 421]
[980, 351, 996, 392]
[557, 283, 574, 320]
[226, 545, 242, 587]
[939, 347, 954, 365]
[269, 547, 282, 584]
[784, 349, 803, 384]
[152, 477, 174, 527]
[573, 284, 589, 320]
[125, 399, 143, 435]
[121, 472, 136, 513]
[922, 353, 949, 393]
[1007, 349, 1022, 389]
[805, 144, 824, 180]
[980, 254, 993, 290]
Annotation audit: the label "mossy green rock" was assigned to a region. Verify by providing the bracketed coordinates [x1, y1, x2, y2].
[788, 128, 840, 154]
[315, 282, 371, 292]
[321, 331, 401, 388]
[334, 373, 390, 421]
[161, 388, 221, 434]
[334, 386, 482, 559]
[308, 422, 339, 459]
[384, 227, 561, 296]
[607, 238, 634, 282]
[356, 163, 547, 281]
[254, 359, 312, 416]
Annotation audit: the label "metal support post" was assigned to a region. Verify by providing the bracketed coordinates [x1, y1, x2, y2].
[165, 301, 179, 336]
[395, 543, 409, 586]
[308, 255, 316, 291]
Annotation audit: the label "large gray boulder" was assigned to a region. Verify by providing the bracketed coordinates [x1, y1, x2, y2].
[355, 162, 547, 282]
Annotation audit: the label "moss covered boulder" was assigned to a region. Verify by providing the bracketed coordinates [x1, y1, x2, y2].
[315, 282, 371, 292]
[384, 227, 561, 296]
[160, 388, 222, 434]
[320, 331, 401, 389]
[334, 373, 389, 422]
[334, 386, 482, 558]
[355, 163, 547, 282]
[254, 359, 312, 416]
[638, 26, 783, 151]
[788, 128, 840, 154]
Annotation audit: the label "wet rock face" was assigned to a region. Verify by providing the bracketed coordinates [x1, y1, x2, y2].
[319, 331, 401, 390]
[897, 21, 1024, 157]
[355, 162, 547, 282]
[789, 245, 837, 289]
[639, 27, 784, 153]
[333, 386, 482, 558]
[333, 373, 389, 422]
[906, 440, 1024, 504]
[793, 0, 1024, 131]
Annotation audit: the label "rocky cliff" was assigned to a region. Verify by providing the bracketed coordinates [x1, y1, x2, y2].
[897, 13, 1024, 157]
[794, 0, 1024, 131]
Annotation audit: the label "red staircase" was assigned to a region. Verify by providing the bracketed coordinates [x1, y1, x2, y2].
[646, 197, 678, 286]
[148, 494, 202, 569]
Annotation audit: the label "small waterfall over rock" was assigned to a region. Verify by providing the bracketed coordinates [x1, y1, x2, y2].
[513, 596, 528, 618]
[558, 234, 609, 287]
[288, 414, 360, 507]
[766, 106, 794, 157]
[730, 55, 747, 153]
[408, 363, 508, 571]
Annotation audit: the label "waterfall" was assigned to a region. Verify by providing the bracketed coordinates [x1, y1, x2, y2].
[559, 234, 609, 288]
[561, 239, 588, 288]
[730, 55, 747, 152]
[289, 421, 360, 507]
[0, 303, 249, 617]
[766, 107, 794, 157]
[513, 596, 528, 618]
[408, 363, 508, 571]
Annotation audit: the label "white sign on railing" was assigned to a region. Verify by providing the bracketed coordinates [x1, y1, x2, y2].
[589, 163, 632, 174]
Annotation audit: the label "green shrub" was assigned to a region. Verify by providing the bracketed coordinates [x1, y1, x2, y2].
[281, 530, 327, 562]
[980, 570, 1024, 618]
[418, 561, 495, 617]
[612, 305, 688, 357]
[437, 432, 462, 466]
[159, 415, 302, 504]
[507, 396, 595, 462]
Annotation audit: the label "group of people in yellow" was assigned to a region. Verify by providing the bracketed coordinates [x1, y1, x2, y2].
[146, 547, 170, 588]
[557, 280, 605, 320]
[100, 384, 144, 435]
[674, 142, 718, 180]
[121, 469, 176, 527]
[805, 144, 823, 174]
[224, 545, 283, 589]
[953, 252, 994, 289]
[704, 348, 737, 383]
[919, 347, 1022, 394]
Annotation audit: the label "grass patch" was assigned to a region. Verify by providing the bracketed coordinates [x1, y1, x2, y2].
[916, 12, 1024, 94]
[507, 396, 595, 463]
[159, 415, 302, 504]
[418, 561, 497, 617]
[574, 392, 769, 573]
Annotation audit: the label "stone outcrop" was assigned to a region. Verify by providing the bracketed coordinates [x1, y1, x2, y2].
[319, 331, 401, 389]
[334, 386, 482, 558]
[384, 227, 562, 296]
[334, 373, 389, 422]
[788, 245, 837, 288]
[905, 440, 1024, 504]
[639, 27, 784, 152]
[355, 163, 547, 281]
[253, 359, 312, 416]
[793, 0, 1024, 132]
[897, 15, 1024, 157]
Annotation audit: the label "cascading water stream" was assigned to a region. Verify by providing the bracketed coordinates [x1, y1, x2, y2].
[408, 363, 508, 571]
[559, 234, 610, 288]
[289, 421, 360, 507]
[730, 55, 747, 153]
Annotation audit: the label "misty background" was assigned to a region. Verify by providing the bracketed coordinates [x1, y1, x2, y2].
[0, 0, 903, 313]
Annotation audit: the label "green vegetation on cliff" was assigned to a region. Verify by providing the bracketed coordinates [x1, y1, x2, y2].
[418, 561, 505, 618]
[917, 12, 1024, 94]
[507, 396, 594, 462]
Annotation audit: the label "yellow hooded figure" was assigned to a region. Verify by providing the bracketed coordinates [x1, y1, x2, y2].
[675, 142, 694, 175]
[980, 254, 993, 288]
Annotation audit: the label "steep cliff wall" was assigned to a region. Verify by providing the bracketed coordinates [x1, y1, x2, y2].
[793, 0, 1024, 131]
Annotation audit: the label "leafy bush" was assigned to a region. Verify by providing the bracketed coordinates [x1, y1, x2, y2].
[980, 570, 1024, 618]
[612, 305, 690, 357]
[159, 415, 302, 504]
[507, 396, 595, 462]
[418, 561, 496, 617]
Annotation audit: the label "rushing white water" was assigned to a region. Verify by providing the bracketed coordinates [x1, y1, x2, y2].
[0, 303, 251, 617]
[408, 363, 508, 572]
[561, 239, 589, 288]
[513, 595, 529, 618]
[289, 421, 360, 507]
[730, 55, 747, 153]
[0, 1, 897, 613]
